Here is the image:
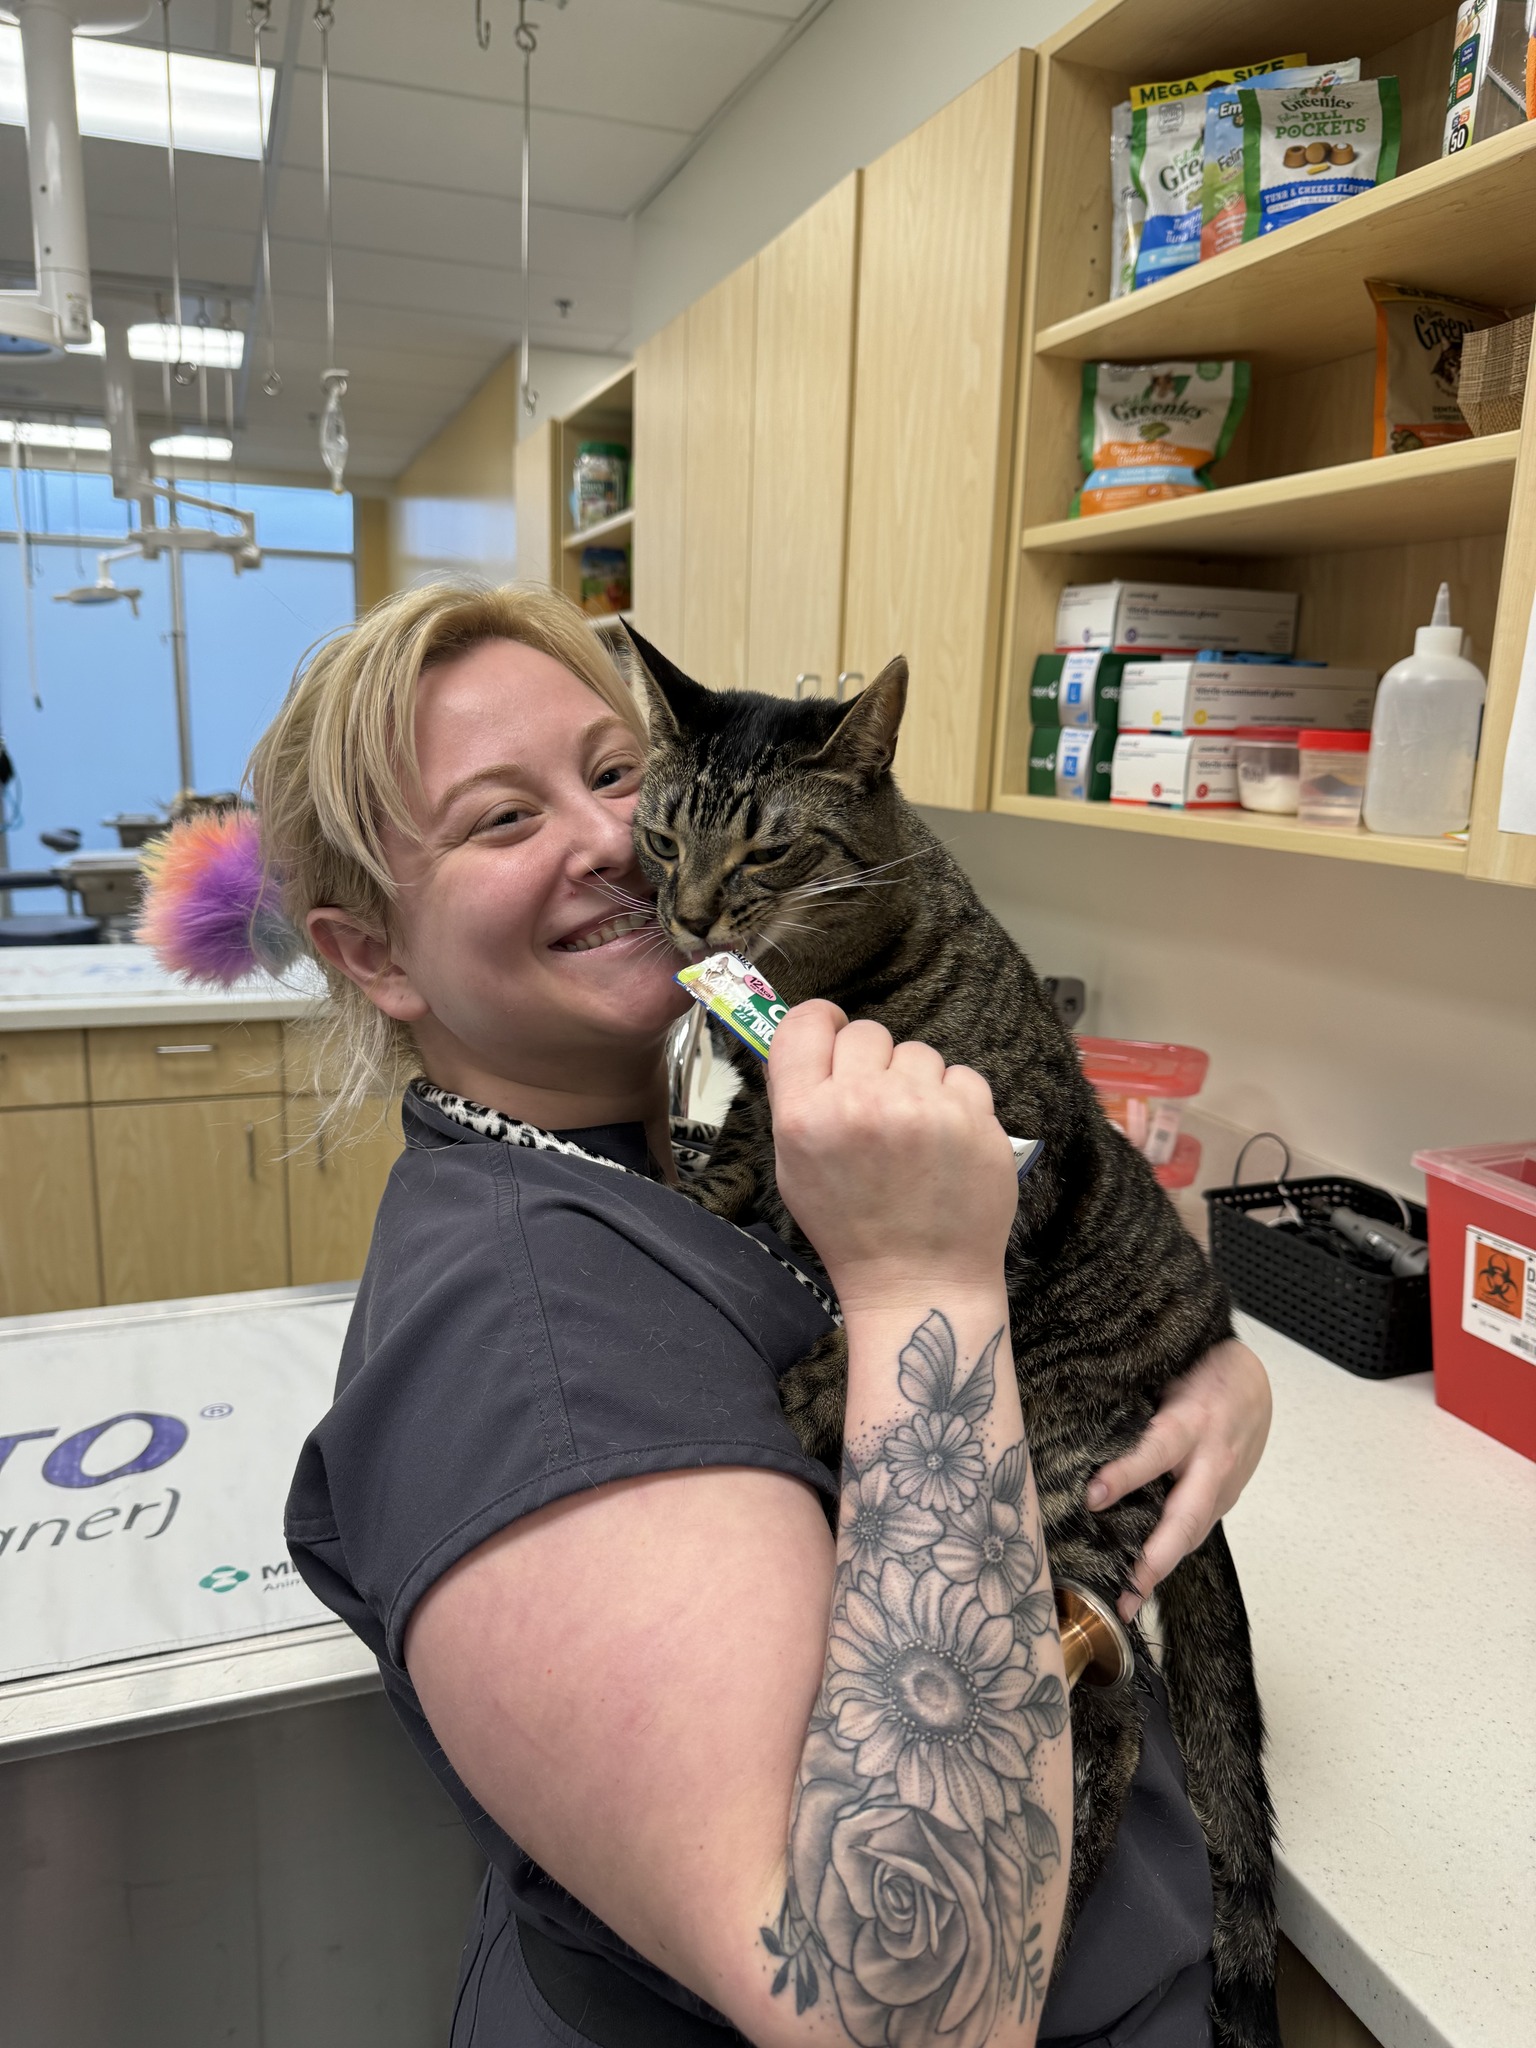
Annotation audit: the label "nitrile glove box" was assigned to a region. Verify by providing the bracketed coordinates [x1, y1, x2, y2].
[1028, 651, 1141, 730]
[1111, 732, 1239, 808]
[1118, 661, 1379, 734]
[1027, 723, 1114, 801]
[1055, 581, 1298, 657]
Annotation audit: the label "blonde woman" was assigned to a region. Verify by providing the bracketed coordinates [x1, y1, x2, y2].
[260, 583, 1270, 2048]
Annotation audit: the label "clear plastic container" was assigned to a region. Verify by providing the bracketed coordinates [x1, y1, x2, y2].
[1363, 583, 1486, 837]
[1297, 729, 1370, 827]
[1233, 725, 1300, 814]
[573, 441, 628, 529]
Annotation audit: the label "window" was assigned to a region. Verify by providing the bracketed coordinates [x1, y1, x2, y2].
[0, 473, 356, 907]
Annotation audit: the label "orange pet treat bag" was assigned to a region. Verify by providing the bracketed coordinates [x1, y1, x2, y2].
[1073, 360, 1250, 517]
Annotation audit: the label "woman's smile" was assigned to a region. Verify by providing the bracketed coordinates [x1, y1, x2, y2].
[552, 910, 658, 954]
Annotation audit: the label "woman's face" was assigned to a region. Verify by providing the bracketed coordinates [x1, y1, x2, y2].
[375, 637, 688, 1097]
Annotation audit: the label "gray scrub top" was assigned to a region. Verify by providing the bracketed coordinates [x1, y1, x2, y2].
[285, 1086, 1212, 2046]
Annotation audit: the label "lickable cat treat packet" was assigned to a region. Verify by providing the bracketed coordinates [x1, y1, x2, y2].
[676, 952, 1043, 1179]
[1073, 360, 1250, 517]
[1238, 75, 1401, 240]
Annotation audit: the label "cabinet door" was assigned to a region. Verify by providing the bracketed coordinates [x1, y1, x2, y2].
[0, 1106, 101, 1315]
[632, 312, 688, 655]
[0, 1031, 87, 1108]
[286, 1096, 403, 1286]
[746, 175, 860, 700]
[93, 1096, 289, 1305]
[842, 53, 1033, 809]
[682, 259, 758, 686]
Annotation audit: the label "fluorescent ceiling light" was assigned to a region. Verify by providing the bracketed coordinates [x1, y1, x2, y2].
[0, 419, 112, 450]
[67, 322, 245, 366]
[150, 433, 233, 461]
[0, 26, 273, 161]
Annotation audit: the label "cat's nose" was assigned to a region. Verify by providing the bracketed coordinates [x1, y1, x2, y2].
[673, 913, 716, 945]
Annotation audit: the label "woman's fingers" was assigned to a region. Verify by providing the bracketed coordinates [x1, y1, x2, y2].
[1086, 1407, 1200, 1510]
[1116, 1458, 1224, 1620]
[766, 999, 846, 1103]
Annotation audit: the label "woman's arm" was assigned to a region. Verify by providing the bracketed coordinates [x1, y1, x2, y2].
[404, 1005, 1070, 2047]
[1088, 1336, 1272, 1621]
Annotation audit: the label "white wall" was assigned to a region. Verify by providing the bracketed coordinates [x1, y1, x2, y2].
[632, 0, 1079, 341]
[923, 807, 1536, 1201]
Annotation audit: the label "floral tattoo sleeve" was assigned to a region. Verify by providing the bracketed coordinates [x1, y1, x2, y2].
[762, 1311, 1065, 2047]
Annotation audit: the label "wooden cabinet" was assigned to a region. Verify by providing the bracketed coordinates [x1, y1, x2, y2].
[681, 261, 759, 687]
[842, 53, 1034, 809]
[0, 1107, 101, 1316]
[0, 1030, 87, 1108]
[286, 1095, 403, 1287]
[746, 175, 861, 700]
[86, 1021, 284, 1103]
[93, 1094, 289, 1306]
[632, 314, 688, 652]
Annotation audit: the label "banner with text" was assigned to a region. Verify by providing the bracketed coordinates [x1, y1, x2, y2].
[0, 1291, 349, 1683]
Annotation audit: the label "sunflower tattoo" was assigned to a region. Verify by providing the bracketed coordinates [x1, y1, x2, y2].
[761, 1311, 1065, 2044]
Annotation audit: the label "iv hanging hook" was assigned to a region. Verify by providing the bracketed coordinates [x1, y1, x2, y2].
[315, 0, 348, 491]
[249, 0, 281, 397]
[517, 0, 538, 417]
[475, 0, 490, 50]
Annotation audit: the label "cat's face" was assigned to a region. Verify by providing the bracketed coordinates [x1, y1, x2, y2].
[628, 631, 909, 1002]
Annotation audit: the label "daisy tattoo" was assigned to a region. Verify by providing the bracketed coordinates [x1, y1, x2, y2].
[761, 1310, 1065, 2044]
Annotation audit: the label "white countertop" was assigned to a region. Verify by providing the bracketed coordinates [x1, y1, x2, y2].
[1226, 1311, 1535, 2048]
[0, 1291, 1527, 2048]
[0, 943, 324, 1030]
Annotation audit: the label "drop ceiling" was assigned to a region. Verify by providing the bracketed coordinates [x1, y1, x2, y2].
[0, 0, 817, 483]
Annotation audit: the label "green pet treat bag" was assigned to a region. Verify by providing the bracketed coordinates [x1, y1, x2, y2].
[1239, 76, 1401, 240]
[1201, 60, 1361, 261]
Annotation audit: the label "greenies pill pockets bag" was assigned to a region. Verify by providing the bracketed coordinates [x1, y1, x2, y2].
[1239, 76, 1401, 240]
[1126, 53, 1301, 289]
[1200, 60, 1360, 261]
[1073, 360, 1250, 518]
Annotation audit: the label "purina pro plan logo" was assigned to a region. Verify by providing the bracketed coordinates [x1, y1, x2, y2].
[0, 1294, 343, 1683]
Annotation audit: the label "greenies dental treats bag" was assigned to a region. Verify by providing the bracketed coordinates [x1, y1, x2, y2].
[1073, 361, 1250, 518]
[1239, 76, 1401, 239]
[1201, 60, 1361, 261]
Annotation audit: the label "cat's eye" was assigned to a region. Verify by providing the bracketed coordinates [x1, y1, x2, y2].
[642, 828, 678, 861]
[743, 844, 790, 867]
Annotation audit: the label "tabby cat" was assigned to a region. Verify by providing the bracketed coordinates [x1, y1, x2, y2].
[628, 628, 1278, 2048]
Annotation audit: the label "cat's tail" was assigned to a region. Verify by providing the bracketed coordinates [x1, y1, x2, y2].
[1156, 1523, 1280, 2048]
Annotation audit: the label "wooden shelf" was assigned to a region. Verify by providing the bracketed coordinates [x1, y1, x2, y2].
[1035, 124, 1536, 373]
[562, 506, 634, 550]
[990, 793, 1470, 874]
[1022, 435, 1520, 558]
[563, 364, 634, 432]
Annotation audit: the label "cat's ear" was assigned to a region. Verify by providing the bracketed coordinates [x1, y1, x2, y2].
[622, 625, 711, 744]
[804, 657, 908, 786]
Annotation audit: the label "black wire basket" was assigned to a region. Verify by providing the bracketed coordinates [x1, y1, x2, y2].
[1204, 1175, 1432, 1379]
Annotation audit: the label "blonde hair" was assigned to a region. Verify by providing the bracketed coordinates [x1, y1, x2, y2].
[248, 578, 647, 1117]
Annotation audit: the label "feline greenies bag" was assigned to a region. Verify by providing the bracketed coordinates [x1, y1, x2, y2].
[1073, 360, 1250, 517]
[1239, 77, 1401, 239]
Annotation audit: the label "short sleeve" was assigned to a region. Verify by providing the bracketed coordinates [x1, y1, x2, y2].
[285, 1129, 837, 1669]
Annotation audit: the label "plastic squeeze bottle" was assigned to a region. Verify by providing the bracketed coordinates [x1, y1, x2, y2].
[1363, 583, 1486, 837]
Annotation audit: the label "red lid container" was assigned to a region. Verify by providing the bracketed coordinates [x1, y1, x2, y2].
[1299, 728, 1371, 752]
[1412, 1142, 1536, 1461]
[1076, 1036, 1209, 1098]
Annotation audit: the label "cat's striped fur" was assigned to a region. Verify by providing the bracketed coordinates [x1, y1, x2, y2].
[629, 630, 1279, 2048]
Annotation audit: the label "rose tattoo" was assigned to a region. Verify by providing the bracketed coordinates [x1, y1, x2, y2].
[761, 1312, 1064, 2042]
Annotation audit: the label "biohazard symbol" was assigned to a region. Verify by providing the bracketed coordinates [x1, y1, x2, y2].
[1473, 1244, 1525, 1320]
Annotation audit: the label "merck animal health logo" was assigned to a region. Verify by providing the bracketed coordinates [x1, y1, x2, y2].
[0, 1410, 189, 1557]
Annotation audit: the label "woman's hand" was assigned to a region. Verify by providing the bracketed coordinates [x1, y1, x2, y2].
[1087, 1337, 1272, 1622]
[766, 1001, 1018, 1316]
